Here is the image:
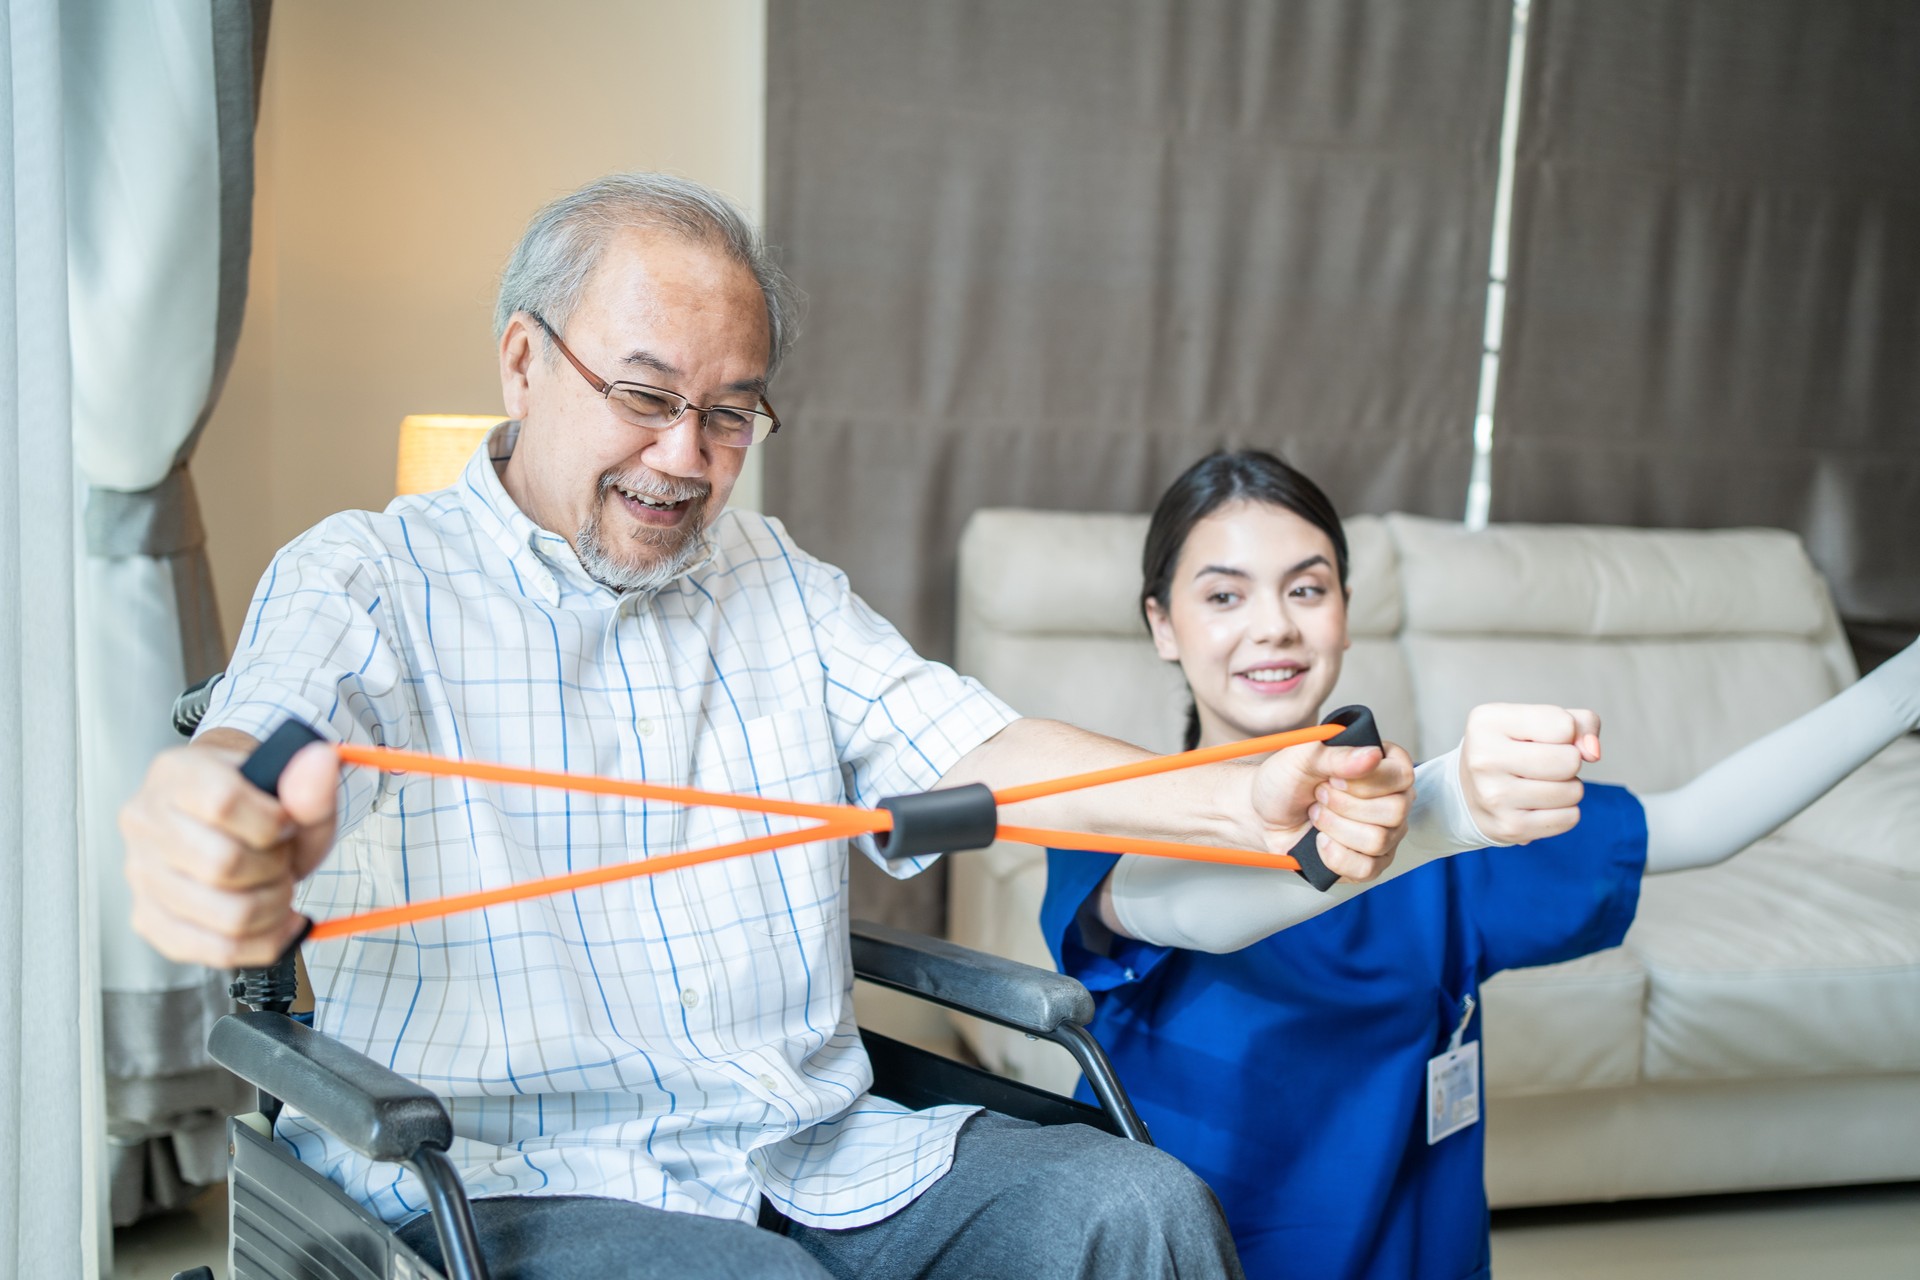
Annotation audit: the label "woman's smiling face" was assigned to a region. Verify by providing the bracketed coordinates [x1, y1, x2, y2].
[1145, 499, 1351, 748]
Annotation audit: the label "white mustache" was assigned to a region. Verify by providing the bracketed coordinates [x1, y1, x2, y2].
[600, 471, 710, 504]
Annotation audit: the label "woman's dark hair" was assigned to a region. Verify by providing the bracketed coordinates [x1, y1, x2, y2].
[1142, 450, 1349, 750]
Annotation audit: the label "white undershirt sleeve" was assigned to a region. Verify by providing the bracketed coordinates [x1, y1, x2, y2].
[1103, 638, 1920, 949]
[1641, 638, 1920, 873]
[1106, 745, 1503, 954]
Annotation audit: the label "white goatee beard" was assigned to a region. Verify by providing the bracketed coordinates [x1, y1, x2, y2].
[574, 473, 711, 594]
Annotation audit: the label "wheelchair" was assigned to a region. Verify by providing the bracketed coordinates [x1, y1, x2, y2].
[166, 676, 1148, 1280]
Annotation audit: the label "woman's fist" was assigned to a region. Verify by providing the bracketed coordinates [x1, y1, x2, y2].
[1457, 703, 1602, 845]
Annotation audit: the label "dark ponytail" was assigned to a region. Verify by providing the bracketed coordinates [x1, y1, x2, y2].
[1141, 450, 1349, 749]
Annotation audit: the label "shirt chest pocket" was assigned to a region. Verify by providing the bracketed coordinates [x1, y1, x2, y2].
[689, 705, 844, 809]
[682, 706, 849, 942]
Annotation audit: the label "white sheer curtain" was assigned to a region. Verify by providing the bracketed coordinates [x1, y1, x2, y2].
[64, 0, 266, 1224]
[2, 0, 90, 1274]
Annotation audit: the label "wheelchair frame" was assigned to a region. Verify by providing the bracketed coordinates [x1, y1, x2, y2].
[188, 923, 1145, 1280]
[168, 679, 1149, 1280]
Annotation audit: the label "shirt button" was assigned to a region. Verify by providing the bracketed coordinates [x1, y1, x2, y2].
[680, 986, 701, 1008]
[758, 1074, 780, 1094]
[1123, 967, 1137, 982]
[638, 718, 655, 737]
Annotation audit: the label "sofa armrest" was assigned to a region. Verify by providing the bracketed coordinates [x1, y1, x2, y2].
[209, 1011, 453, 1163]
[851, 917, 1095, 1035]
[1779, 735, 1920, 875]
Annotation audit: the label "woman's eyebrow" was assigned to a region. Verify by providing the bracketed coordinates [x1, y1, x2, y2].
[1281, 554, 1332, 578]
[1191, 554, 1330, 582]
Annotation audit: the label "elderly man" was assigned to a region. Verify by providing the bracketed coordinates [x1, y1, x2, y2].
[119, 174, 1415, 1280]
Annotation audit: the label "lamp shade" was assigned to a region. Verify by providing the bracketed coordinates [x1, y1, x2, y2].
[395, 415, 500, 495]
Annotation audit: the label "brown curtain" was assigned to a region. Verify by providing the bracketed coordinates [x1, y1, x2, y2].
[1492, 0, 1920, 658]
[766, 0, 1509, 663]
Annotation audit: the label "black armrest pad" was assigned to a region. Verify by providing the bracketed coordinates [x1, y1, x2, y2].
[209, 1012, 452, 1164]
[850, 918, 1094, 1036]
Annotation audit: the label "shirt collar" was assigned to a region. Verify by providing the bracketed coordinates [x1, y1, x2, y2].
[456, 420, 716, 607]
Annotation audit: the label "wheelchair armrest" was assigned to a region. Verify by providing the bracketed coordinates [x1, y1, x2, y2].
[209, 1011, 453, 1164]
[850, 917, 1094, 1036]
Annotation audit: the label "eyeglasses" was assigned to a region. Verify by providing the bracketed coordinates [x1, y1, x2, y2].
[529, 313, 782, 449]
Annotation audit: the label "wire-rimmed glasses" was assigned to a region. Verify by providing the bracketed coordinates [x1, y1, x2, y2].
[530, 312, 781, 448]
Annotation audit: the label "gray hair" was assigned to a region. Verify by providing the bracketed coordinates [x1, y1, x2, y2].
[494, 173, 802, 379]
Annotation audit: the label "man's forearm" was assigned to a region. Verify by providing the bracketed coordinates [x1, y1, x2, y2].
[937, 717, 1259, 851]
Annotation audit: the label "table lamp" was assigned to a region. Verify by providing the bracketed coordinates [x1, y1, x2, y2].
[395, 414, 500, 496]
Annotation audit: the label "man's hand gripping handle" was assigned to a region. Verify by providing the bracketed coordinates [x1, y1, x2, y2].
[229, 720, 324, 1011]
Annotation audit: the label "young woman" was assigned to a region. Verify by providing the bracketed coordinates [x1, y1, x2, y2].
[1039, 450, 1920, 1280]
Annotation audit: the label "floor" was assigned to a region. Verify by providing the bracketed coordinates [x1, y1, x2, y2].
[1489, 1182, 1920, 1279]
[113, 1182, 226, 1280]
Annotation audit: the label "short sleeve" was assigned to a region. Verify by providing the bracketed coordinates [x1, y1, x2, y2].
[1464, 782, 1649, 977]
[784, 524, 1019, 877]
[1041, 848, 1178, 993]
[197, 515, 413, 835]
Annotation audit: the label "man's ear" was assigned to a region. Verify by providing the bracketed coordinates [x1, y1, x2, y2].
[1145, 596, 1181, 662]
[499, 313, 538, 419]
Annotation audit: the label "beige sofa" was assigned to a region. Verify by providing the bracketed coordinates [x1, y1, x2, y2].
[948, 509, 1920, 1206]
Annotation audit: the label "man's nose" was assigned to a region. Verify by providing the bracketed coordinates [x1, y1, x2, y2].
[640, 411, 708, 478]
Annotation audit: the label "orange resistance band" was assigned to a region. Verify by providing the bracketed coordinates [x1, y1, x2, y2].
[334, 743, 891, 832]
[305, 819, 868, 942]
[307, 719, 1351, 942]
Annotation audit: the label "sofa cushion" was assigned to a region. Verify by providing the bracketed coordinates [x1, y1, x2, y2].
[1779, 735, 1920, 878]
[1482, 947, 1647, 1097]
[1399, 634, 1846, 789]
[961, 511, 1165, 638]
[1630, 838, 1920, 1081]
[960, 631, 1194, 753]
[1386, 512, 1861, 782]
[1386, 514, 1846, 646]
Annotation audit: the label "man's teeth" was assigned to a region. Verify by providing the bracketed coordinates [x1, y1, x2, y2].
[1243, 667, 1304, 683]
[619, 487, 679, 509]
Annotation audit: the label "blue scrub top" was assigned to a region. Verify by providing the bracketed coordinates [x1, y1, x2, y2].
[1042, 784, 1647, 1280]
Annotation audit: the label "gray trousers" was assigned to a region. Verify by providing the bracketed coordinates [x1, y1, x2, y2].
[395, 1113, 1244, 1279]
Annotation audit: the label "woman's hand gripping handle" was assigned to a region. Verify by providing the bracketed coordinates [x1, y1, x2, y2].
[1286, 706, 1392, 890]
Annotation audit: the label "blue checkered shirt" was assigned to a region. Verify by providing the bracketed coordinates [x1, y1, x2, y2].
[201, 424, 1018, 1229]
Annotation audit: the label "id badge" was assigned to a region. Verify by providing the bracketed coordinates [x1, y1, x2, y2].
[1426, 1039, 1481, 1145]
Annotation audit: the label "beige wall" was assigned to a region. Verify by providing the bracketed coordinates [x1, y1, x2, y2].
[197, 0, 767, 645]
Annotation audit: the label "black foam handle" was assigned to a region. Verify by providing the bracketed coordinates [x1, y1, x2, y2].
[235, 719, 325, 994]
[873, 783, 999, 867]
[241, 718, 325, 799]
[1289, 705, 1383, 892]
